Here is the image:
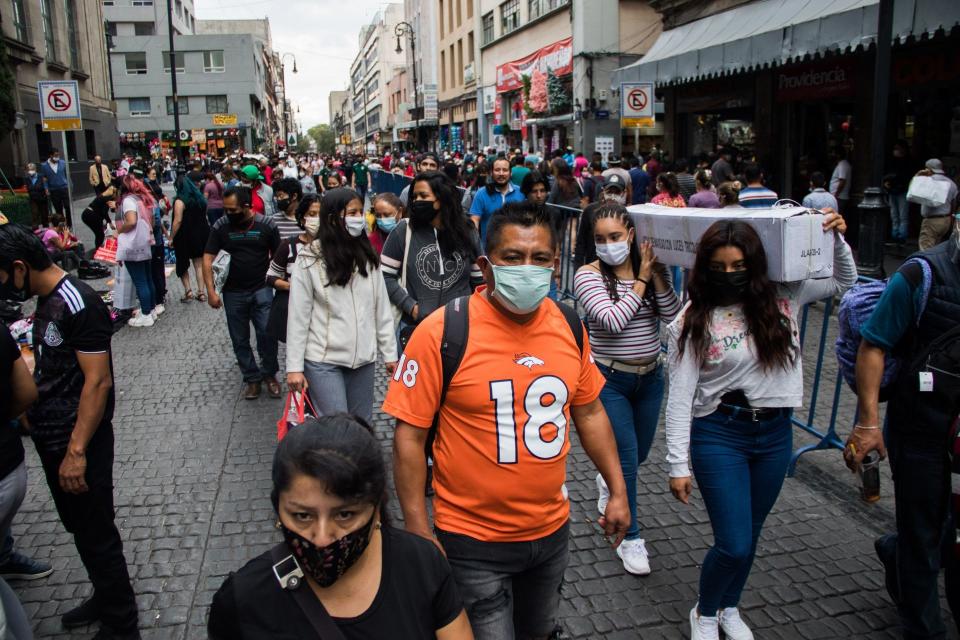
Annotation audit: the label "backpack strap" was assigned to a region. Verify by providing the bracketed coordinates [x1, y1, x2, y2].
[551, 299, 585, 356]
[439, 295, 471, 404]
[268, 544, 348, 640]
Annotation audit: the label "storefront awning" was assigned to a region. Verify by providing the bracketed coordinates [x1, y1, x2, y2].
[613, 0, 960, 87]
[395, 119, 439, 130]
[524, 113, 573, 127]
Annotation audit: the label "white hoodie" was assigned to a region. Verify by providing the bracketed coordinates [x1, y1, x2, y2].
[286, 242, 398, 372]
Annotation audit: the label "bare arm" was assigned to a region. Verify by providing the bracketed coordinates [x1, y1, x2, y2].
[60, 352, 113, 494]
[393, 421, 434, 542]
[843, 341, 887, 471]
[117, 210, 138, 234]
[8, 357, 37, 418]
[436, 612, 474, 640]
[570, 398, 630, 546]
[170, 200, 185, 240]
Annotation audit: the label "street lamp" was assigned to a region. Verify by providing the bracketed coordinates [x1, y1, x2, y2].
[277, 53, 298, 146]
[394, 21, 419, 151]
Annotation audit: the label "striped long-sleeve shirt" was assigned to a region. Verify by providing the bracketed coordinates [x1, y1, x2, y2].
[573, 267, 682, 361]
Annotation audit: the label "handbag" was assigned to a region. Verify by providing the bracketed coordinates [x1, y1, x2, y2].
[391, 221, 413, 329]
[268, 544, 347, 640]
[277, 391, 317, 441]
[115, 217, 152, 262]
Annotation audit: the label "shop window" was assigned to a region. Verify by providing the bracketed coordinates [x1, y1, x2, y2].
[501, 0, 519, 35]
[128, 97, 151, 116]
[482, 12, 494, 45]
[125, 52, 147, 75]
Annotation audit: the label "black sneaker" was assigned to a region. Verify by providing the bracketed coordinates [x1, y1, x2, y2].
[62, 597, 99, 629]
[875, 534, 900, 605]
[0, 552, 53, 580]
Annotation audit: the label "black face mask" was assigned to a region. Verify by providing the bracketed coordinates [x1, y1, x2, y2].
[409, 200, 437, 228]
[706, 270, 750, 306]
[0, 266, 30, 303]
[225, 210, 248, 227]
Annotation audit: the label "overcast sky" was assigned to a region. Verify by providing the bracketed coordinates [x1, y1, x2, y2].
[195, 0, 392, 131]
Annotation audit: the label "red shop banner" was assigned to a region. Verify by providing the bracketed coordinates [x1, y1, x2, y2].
[496, 37, 573, 94]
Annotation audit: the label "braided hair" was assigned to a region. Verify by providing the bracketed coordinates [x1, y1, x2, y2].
[591, 203, 652, 307]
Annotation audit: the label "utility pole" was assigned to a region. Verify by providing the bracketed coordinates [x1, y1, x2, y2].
[166, 0, 186, 166]
[395, 22, 418, 151]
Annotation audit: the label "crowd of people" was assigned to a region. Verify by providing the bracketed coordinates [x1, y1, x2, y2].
[0, 139, 957, 640]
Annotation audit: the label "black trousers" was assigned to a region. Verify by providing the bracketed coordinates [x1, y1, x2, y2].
[36, 427, 138, 633]
[82, 209, 106, 251]
[150, 244, 167, 304]
[48, 188, 71, 225]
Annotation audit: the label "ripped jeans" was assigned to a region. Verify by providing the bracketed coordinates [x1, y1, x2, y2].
[436, 521, 568, 640]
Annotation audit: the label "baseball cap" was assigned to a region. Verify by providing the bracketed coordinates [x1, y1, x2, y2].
[603, 174, 626, 190]
[925, 158, 945, 174]
[607, 155, 622, 166]
[240, 165, 265, 181]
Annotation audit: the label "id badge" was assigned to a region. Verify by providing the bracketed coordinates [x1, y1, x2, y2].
[919, 371, 934, 393]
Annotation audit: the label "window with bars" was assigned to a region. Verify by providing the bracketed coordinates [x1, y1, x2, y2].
[166, 96, 189, 115]
[125, 52, 147, 75]
[203, 50, 224, 73]
[11, 0, 29, 43]
[206, 95, 228, 114]
[500, 0, 519, 34]
[128, 97, 151, 116]
[481, 12, 494, 44]
[40, 0, 56, 61]
[163, 51, 185, 73]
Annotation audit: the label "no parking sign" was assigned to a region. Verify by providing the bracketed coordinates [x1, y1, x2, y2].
[621, 82, 654, 129]
[38, 81, 82, 131]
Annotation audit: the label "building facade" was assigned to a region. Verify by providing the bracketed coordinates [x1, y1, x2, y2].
[401, 0, 439, 150]
[0, 0, 118, 190]
[349, 4, 405, 155]
[437, 0, 478, 152]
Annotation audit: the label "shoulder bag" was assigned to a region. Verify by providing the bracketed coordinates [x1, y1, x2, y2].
[269, 543, 347, 640]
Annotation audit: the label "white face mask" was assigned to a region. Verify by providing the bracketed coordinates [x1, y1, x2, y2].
[304, 217, 321, 236]
[344, 215, 366, 237]
[604, 192, 626, 206]
[596, 241, 630, 266]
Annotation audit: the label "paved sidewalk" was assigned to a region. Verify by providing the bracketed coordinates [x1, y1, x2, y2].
[5, 193, 957, 638]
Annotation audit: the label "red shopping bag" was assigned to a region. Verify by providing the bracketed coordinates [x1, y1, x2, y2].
[93, 237, 118, 265]
[277, 391, 316, 441]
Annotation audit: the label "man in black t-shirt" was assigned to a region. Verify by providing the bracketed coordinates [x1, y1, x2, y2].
[202, 186, 282, 400]
[0, 324, 52, 585]
[0, 224, 140, 639]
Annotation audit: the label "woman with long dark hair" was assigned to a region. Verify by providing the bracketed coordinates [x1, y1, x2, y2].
[368, 192, 404, 256]
[381, 171, 482, 350]
[651, 172, 686, 207]
[170, 172, 210, 302]
[573, 203, 680, 576]
[208, 415, 473, 639]
[286, 188, 398, 422]
[665, 215, 856, 640]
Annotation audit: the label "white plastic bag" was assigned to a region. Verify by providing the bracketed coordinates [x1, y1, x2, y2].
[211, 250, 231, 295]
[907, 175, 952, 208]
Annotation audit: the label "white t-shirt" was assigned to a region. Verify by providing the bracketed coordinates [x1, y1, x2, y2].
[122, 196, 139, 216]
[830, 159, 852, 200]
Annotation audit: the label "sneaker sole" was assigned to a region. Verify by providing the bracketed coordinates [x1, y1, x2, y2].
[1, 567, 53, 580]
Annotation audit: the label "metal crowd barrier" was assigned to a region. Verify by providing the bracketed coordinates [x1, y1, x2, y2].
[369, 169, 412, 198]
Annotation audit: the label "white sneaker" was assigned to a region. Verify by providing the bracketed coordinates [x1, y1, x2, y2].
[127, 313, 154, 327]
[719, 607, 754, 640]
[690, 606, 720, 640]
[596, 473, 609, 516]
[153, 304, 165, 316]
[616, 538, 651, 575]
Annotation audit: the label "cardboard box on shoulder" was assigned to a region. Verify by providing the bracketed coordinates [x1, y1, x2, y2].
[627, 205, 835, 282]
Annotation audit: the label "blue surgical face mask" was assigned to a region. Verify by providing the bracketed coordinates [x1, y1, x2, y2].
[376, 217, 398, 233]
[489, 263, 554, 314]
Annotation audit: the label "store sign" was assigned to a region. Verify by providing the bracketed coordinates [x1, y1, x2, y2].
[893, 48, 960, 87]
[775, 60, 855, 102]
[423, 84, 439, 120]
[496, 37, 573, 93]
[191, 129, 207, 144]
[212, 113, 238, 126]
[483, 86, 497, 115]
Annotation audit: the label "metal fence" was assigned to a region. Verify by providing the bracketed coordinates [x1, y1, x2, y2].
[369, 168, 855, 475]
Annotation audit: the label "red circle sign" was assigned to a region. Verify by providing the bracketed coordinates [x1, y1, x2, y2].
[47, 89, 72, 112]
[627, 88, 648, 112]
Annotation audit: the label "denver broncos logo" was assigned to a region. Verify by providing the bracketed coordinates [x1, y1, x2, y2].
[514, 353, 544, 369]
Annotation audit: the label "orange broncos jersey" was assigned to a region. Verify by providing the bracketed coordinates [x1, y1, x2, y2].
[382, 289, 605, 543]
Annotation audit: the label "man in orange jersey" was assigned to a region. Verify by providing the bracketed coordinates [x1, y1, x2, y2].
[384, 202, 629, 640]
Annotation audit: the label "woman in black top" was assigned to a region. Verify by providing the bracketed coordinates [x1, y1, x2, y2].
[80, 185, 117, 251]
[209, 415, 473, 640]
[170, 172, 210, 302]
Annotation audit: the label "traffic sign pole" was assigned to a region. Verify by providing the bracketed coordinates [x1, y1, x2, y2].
[61, 131, 74, 228]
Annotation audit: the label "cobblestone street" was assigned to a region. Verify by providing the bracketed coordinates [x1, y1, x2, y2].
[4, 202, 957, 640]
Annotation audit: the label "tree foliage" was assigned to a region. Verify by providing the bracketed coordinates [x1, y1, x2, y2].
[307, 124, 336, 154]
[547, 70, 570, 115]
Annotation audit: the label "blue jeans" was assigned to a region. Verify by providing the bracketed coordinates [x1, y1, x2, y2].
[889, 192, 909, 240]
[436, 521, 568, 640]
[302, 360, 376, 423]
[597, 362, 665, 540]
[691, 408, 793, 616]
[222, 287, 278, 383]
[124, 259, 155, 315]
